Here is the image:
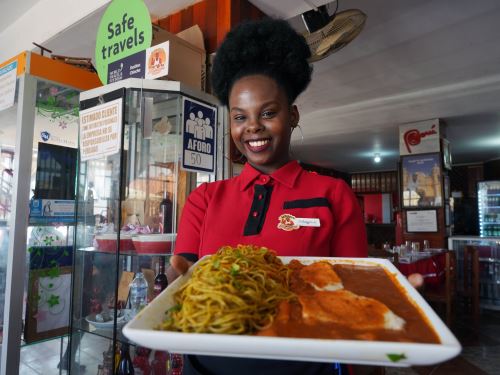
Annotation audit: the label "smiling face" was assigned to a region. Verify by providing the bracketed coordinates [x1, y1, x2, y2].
[229, 74, 299, 174]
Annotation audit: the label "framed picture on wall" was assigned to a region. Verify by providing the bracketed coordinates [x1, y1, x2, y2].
[401, 153, 443, 208]
[406, 210, 438, 233]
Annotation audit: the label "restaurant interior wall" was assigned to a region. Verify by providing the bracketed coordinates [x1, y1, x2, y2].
[155, 0, 265, 55]
[0, 51, 100, 375]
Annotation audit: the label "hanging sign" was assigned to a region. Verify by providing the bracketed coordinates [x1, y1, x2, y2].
[79, 98, 123, 161]
[399, 119, 440, 155]
[181, 97, 217, 173]
[95, 0, 152, 84]
[0, 61, 17, 112]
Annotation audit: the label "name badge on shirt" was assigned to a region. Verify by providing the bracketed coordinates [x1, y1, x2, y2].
[294, 217, 321, 227]
[278, 214, 320, 231]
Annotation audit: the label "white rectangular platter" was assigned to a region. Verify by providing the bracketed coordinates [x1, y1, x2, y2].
[123, 257, 461, 367]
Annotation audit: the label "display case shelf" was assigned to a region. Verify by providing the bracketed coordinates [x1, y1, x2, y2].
[77, 246, 173, 257]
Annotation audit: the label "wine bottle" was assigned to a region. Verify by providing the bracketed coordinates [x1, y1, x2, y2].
[159, 192, 173, 233]
[153, 257, 168, 298]
[116, 343, 134, 375]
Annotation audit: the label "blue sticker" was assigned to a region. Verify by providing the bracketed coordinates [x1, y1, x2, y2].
[40, 131, 51, 142]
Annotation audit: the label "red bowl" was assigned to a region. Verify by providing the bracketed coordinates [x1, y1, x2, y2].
[132, 233, 176, 254]
[95, 233, 135, 253]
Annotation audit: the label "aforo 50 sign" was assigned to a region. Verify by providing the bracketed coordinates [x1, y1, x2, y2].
[95, 0, 152, 84]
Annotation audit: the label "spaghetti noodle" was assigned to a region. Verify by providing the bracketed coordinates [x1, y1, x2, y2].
[159, 245, 294, 334]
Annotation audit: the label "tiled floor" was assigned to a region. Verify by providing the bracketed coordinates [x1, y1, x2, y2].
[18, 302, 500, 374]
[20, 333, 108, 375]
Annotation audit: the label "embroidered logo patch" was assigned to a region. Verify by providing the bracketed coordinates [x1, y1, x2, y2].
[277, 214, 299, 231]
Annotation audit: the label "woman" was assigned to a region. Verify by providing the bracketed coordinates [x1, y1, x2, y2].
[167, 18, 368, 375]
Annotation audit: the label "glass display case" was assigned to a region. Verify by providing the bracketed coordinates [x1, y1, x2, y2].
[69, 78, 225, 374]
[1, 51, 100, 375]
[478, 180, 500, 237]
[448, 236, 500, 310]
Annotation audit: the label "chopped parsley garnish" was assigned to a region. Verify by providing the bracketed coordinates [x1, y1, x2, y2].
[387, 353, 407, 362]
[212, 259, 221, 269]
[165, 304, 182, 315]
[230, 263, 240, 276]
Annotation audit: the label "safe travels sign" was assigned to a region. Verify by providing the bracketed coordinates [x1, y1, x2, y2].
[95, 0, 152, 84]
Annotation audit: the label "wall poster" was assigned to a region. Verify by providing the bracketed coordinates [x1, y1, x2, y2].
[401, 153, 443, 208]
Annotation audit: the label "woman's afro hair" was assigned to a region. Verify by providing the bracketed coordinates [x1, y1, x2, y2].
[211, 18, 313, 106]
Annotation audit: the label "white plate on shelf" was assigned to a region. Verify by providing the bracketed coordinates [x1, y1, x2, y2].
[86, 309, 132, 330]
[123, 257, 461, 367]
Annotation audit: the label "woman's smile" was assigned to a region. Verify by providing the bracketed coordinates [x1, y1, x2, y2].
[246, 138, 272, 152]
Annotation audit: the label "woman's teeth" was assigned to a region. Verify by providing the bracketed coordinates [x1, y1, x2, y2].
[248, 139, 269, 147]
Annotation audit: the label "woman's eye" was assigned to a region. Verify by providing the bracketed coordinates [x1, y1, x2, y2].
[233, 115, 246, 122]
[262, 111, 276, 119]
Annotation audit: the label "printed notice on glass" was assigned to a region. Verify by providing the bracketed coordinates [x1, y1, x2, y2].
[406, 210, 438, 233]
[181, 97, 217, 173]
[79, 98, 122, 161]
[0, 61, 17, 112]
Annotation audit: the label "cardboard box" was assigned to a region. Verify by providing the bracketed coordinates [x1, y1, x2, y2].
[151, 24, 206, 90]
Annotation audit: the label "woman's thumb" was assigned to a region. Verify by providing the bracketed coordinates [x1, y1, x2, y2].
[170, 255, 193, 275]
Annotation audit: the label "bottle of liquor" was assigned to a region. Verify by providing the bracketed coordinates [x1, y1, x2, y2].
[116, 343, 134, 375]
[159, 192, 173, 233]
[153, 257, 168, 299]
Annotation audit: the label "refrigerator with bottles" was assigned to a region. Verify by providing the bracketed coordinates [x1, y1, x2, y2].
[478, 180, 500, 237]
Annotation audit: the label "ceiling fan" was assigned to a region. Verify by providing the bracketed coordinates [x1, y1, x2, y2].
[301, 1, 367, 62]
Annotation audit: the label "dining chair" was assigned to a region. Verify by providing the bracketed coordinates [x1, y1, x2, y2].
[462, 245, 480, 323]
[422, 250, 457, 327]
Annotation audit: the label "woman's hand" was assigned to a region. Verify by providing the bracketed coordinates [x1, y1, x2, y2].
[166, 255, 194, 284]
[408, 273, 424, 289]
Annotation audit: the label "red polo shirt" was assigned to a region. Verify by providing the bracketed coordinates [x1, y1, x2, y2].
[174, 160, 367, 260]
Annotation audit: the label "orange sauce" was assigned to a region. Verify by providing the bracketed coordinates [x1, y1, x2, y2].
[258, 261, 440, 343]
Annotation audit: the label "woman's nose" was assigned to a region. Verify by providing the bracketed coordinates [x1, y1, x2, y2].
[245, 116, 263, 132]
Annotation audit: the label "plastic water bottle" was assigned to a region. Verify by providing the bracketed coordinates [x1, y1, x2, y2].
[130, 272, 148, 316]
